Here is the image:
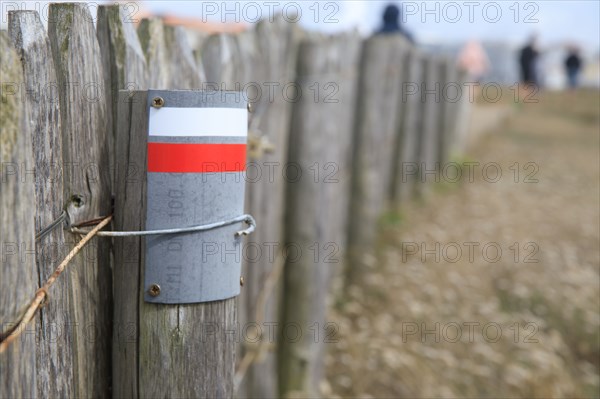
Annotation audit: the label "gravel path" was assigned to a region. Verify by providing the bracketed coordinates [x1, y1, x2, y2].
[325, 90, 600, 398]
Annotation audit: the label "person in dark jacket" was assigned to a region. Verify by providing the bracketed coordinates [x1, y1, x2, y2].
[377, 4, 414, 44]
[564, 46, 583, 89]
[519, 36, 539, 86]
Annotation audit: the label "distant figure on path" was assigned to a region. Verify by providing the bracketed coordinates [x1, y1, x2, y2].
[457, 40, 490, 82]
[519, 36, 539, 86]
[564, 46, 583, 89]
[377, 4, 414, 44]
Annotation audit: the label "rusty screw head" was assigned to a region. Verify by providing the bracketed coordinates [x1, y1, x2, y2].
[148, 284, 161, 297]
[240, 277, 244, 286]
[152, 97, 164, 108]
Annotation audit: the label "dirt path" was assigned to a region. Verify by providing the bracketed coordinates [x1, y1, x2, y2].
[325, 90, 600, 398]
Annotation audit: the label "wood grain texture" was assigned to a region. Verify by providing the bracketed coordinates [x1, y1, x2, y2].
[47, 4, 112, 396]
[97, 6, 147, 396]
[113, 91, 146, 398]
[164, 25, 201, 89]
[0, 30, 37, 399]
[137, 18, 170, 89]
[7, 10, 74, 397]
[97, 4, 148, 189]
[279, 33, 361, 397]
[201, 33, 240, 90]
[346, 35, 409, 285]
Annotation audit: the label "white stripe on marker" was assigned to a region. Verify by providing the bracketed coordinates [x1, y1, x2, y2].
[149, 107, 247, 137]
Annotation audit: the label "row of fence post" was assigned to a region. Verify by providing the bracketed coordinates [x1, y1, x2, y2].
[0, 4, 470, 398]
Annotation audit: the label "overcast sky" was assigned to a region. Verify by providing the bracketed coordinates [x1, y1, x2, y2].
[2, 1, 599, 51]
[142, 1, 600, 49]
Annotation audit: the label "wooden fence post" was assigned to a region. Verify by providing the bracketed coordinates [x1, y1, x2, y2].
[438, 56, 458, 167]
[392, 48, 423, 204]
[198, 29, 261, 399]
[450, 68, 471, 157]
[113, 90, 238, 397]
[137, 18, 170, 89]
[346, 35, 409, 286]
[97, 4, 148, 188]
[7, 10, 70, 396]
[0, 30, 37, 399]
[279, 32, 361, 397]
[47, 4, 112, 396]
[416, 55, 441, 196]
[164, 25, 201, 89]
[116, 13, 238, 399]
[96, 5, 149, 397]
[240, 18, 302, 398]
[201, 19, 304, 399]
[112, 92, 145, 397]
[329, 32, 363, 274]
[201, 33, 240, 89]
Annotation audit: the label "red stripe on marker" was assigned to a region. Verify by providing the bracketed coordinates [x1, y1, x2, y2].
[147, 142, 246, 173]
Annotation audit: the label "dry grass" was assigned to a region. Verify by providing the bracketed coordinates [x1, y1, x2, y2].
[325, 89, 600, 398]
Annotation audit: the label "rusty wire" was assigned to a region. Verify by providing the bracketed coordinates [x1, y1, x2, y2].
[0, 215, 113, 354]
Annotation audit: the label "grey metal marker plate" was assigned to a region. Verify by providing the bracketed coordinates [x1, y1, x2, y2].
[144, 90, 247, 304]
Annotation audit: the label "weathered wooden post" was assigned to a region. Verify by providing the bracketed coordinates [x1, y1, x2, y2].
[7, 10, 69, 396]
[346, 35, 410, 285]
[0, 30, 37, 399]
[416, 54, 442, 196]
[279, 32, 361, 397]
[164, 25, 202, 89]
[97, 5, 150, 396]
[233, 19, 302, 398]
[113, 89, 248, 396]
[392, 48, 423, 204]
[201, 33, 240, 89]
[47, 3, 112, 396]
[438, 56, 458, 167]
[137, 18, 170, 89]
[328, 32, 363, 271]
[198, 28, 263, 399]
[450, 68, 471, 157]
[97, 4, 149, 188]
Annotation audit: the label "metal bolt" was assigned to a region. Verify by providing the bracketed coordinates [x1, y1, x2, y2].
[152, 97, 164, 108]
[247, 102, 252, 113]
[240, 277, 244, 286]
[148, 284, 161, 297]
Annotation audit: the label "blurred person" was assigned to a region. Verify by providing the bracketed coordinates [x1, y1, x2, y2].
[377, 3, 414, 44]
[564, 45, 583, 89]
[457, 40, 490, 82]
[519, 35, 540, 86]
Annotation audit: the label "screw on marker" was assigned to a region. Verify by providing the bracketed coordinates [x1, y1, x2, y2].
[148, 284, 161, 297]
[240, 277, 244, 286]
[152, 97, 164, 108]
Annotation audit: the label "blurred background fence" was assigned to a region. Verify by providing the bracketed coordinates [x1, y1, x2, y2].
[1, 3, 489, 398]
